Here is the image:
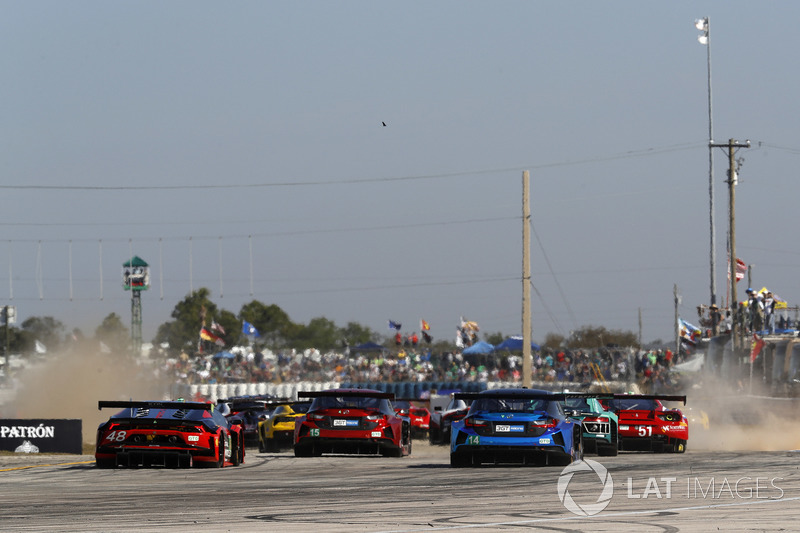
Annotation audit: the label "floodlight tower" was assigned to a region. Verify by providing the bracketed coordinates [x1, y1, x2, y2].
[122, 256, 150, 355]
[696, 17, 718, 331]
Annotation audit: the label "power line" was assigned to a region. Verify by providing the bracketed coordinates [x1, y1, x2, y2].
[531, 221, 578, 329]
[0, 142, 703, 191]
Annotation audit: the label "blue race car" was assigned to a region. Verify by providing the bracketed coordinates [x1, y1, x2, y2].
[449, 389, 583, 467]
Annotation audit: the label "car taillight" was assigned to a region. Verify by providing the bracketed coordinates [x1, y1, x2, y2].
[583, 417, 609, 424]
[464, 418, 489, 428]
[531, 418, 557, 428]
[658, 412, 681, 422]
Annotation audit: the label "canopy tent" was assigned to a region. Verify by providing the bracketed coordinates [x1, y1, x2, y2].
[212, 351, 236, 360]
[352, 341, 387, 352]
[494, 336, 540, 352]
[462, 341, 495, 355]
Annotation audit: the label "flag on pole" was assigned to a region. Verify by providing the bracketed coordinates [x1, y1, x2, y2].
[211, 320, 226, 335]
[750, 334, 765, 362]
[678, 318, 701, 346]
[242, 321, 260, 338]
[727, 257, 747, 282]
[200, 327, 225, 347]
[420, 319, 430, 331]
[388, 320, 402, 331]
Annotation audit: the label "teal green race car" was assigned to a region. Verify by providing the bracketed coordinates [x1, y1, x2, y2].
[560, 394, 618, 457]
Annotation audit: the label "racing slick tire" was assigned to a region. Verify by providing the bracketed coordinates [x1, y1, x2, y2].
[597, 424, 619, 457]
[573, 432, 584, 463]
[213, 440, 225, 468]
[381, 447, 403, 458]
[231, 437, 241, 466]
[597, 443, 618, 457]
[450, 451, 472, 468]
[673, 439, 687, 453]
[294, 444, 313, 457]
[258, 435, 267, 453]
[95, 457, 116, 469]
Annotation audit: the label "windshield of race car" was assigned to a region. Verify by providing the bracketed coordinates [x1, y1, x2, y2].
[292, 402, 312, 414]
[310, 395, 392, 414]
[470, 398, 548, 413]
[606, 398, 656, 411]
[561, 397, 591, 411]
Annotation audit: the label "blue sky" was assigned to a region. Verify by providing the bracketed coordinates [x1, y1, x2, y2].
[2, 2, 799, 346]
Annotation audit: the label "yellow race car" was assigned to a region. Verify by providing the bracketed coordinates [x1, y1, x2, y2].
[258, 401, 312, 452]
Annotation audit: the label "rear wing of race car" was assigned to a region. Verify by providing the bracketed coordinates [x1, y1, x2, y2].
[298, 390, 395, 400]
[455, 391, 609, 402]
[217, 397, 291, 409]
[98, 400, 212, 411]
[611, 394, 687, 405]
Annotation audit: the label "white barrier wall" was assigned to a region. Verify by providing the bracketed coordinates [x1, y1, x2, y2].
[178, 382, 342, 402]
[177, 380, 628, 402]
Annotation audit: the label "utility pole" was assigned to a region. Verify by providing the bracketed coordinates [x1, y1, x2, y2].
[522, 170, 532, 388]
[711, 138, 750, 352]
[674, 285, 680, 356]
[638, 307, 642, 347]
[3, 306, 8, 380]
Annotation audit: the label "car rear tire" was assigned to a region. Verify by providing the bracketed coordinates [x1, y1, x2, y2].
[597, 444, 618, 457]
[450, 452, 471, 468]
[231, 437, 241, 466]
[213, 440, 225, 468]
[95, 457, 116, 469]
[294, 444, 312, 457]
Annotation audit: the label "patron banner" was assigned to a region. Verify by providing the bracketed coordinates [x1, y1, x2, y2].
[0, 419, 82, 454]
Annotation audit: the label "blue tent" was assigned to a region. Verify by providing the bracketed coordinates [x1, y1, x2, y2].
[212, 350, 236, 359]
[462, 341, 495, 355]
[494, 336, 540, 352]
[353, 341, 386, 352]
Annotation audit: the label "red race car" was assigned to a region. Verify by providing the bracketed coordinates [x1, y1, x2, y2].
[95, 400, 245, 468]
[394, 398, 431, 438]
[294, 389, 411, 457]
[602, 394, 688, 453]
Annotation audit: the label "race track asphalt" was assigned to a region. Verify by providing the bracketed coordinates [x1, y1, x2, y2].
[1, 442, 799, 532]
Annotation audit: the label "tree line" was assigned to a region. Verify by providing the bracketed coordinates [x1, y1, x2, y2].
[1, 288, 645, 357]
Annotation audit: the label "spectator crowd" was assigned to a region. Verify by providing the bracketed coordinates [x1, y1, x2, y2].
[160, 344, 689, 394]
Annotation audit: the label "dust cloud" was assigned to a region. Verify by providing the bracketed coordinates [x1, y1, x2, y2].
[2, 343, 171, 445]
[686, 387, 800, 452]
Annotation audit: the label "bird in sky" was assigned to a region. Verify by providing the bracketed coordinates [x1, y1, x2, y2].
[382, 121, 386, 127]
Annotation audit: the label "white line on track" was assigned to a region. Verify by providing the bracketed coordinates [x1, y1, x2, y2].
[373, 495, 800, 533]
